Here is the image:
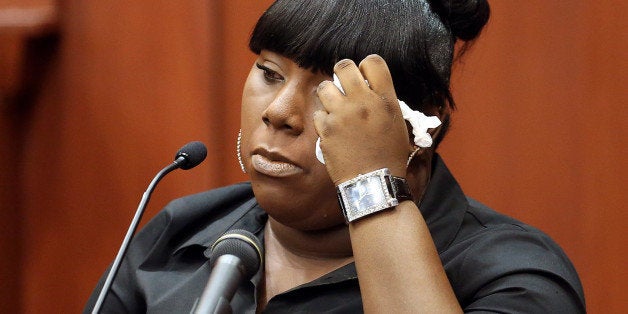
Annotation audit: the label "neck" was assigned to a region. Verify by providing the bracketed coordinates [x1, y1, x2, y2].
[266, 218, 353, 259]
[261, 218, 354, 307]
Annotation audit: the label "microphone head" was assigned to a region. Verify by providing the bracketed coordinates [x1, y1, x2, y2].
[207, 229, 263, 279]
[175, 141, 207, 170]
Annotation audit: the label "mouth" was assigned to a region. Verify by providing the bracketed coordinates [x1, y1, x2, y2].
[251, 148, 303, 178]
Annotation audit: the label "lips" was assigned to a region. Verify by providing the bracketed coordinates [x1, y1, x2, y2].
[251, 148, 303, 177]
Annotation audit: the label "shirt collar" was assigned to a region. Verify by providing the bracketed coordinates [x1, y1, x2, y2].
[173, 198, 267, 255]
[419, 154, 469, 253]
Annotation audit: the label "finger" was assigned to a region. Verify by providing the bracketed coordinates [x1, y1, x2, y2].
[316, 80, 345, 112]
[333, 59, 369, 95]
[312, 110, 329, 138]
[358, 54, 396, 97]
[359, 54, 402, 115]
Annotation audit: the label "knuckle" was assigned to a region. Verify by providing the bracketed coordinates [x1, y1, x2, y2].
[318, 115, 335, 137]
[358, 106, 370, 120]
[321, 123, 334, 137]
[380, 95, 398, 115]
[317, 80, 330, 93]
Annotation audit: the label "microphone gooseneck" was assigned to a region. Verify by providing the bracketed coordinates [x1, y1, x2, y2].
[194, 230, 263, 314]
[91, 141, 207, 314]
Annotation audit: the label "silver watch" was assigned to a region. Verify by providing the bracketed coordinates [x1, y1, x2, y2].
[336, 168, 412, 223]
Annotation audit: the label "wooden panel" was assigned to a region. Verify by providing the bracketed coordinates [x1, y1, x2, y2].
[17, 1, 217, 312]
[0, 2, 58, 313]
[442, 1, 627, 312]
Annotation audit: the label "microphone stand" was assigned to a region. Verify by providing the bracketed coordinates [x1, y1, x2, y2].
[91, 157, 184, 314]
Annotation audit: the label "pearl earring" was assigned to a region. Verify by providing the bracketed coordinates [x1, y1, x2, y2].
[237, 129, 246, 173]
[407, 146, 421, 166]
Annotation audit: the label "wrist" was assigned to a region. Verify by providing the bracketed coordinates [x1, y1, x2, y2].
[336, 168, 412, 223]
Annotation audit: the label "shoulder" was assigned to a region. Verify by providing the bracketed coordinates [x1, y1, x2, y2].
[151, 182, 253, 229]
[91, 183, 258, 312]
[127, 182, 256, 263]
[163, 182, 255, 215]
[443, 198, 586, 312]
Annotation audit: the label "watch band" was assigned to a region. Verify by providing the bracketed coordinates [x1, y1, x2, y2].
[336, 168, 413, 223]
[390, 175, 412, 203]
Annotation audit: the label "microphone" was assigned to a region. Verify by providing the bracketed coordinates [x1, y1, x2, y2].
[194, 229, 263, 314]
[91, 141, 207, 314]
[175, 141, 208, 170]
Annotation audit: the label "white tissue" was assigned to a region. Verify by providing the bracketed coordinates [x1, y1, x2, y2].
[315, 137, 326, 164]
[398, 100, 441, 148]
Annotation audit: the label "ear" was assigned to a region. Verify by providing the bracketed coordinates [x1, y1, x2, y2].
[426, 104, 451, 147]
[404, 104, 447, 200]
[405, 137, 435, 203]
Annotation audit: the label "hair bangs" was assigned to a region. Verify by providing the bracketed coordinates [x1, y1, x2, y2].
[249, 0, 454, 112]
[250, 1, 367, 76]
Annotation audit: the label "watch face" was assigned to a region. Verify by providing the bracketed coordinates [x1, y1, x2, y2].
[345, 176, 386, 213]
[337, 168, 399, 222]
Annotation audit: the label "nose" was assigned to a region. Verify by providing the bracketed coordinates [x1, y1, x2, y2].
[261, 85, 306, 135]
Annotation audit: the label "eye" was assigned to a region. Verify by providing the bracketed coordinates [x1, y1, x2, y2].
[256, 63, 284, 83]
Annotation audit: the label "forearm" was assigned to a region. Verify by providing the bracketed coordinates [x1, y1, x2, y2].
[349, 200, 461, 313]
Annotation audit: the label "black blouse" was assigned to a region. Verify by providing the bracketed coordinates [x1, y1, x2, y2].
[84, 155, 585, 313]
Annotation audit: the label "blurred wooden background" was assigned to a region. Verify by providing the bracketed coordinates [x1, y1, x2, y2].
[0, 1, 625, 313]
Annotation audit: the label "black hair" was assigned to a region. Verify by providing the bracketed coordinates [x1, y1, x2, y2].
[249, 0, 490, 147]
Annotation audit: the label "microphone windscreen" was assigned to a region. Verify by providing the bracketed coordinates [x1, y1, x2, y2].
[207, 229, 263, 279]
[175, 141, 207, 170]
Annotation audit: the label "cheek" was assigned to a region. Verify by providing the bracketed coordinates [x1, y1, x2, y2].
[240, 80, 271, 130]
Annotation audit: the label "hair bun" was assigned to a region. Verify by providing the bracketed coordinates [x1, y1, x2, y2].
[428, 0, 490, 41]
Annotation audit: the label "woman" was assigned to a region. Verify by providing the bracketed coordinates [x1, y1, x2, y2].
[85, 0, 585, 312]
